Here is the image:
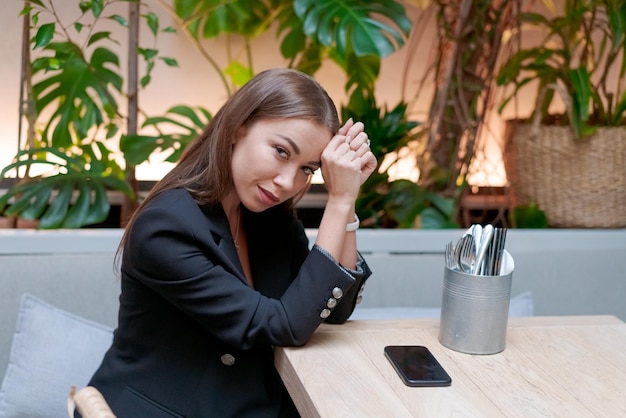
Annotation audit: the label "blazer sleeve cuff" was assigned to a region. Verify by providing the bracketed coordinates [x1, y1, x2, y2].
[309, 247, 371, 325]
[311, 244, 367, 277]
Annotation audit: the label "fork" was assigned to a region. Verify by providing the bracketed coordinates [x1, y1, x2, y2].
[457, 235, 476, 274]
[445, 241, 459, 270]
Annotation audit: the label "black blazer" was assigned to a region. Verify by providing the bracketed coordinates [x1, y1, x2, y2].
[86, 189, 371, 417]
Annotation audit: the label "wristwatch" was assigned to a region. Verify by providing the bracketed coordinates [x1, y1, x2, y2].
[346, 214, 360, 232]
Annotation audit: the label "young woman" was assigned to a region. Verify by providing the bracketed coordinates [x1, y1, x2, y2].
[84, 68, 376, 417]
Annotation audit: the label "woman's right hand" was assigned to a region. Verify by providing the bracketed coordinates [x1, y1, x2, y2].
[321, 119, 376, 204]
[339, 119, 377, 186]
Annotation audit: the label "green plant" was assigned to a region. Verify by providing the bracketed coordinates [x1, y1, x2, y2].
[0, 144, 129, 228]
[508, 203, 548, 228]
[165, 0, 412, 98]
[0, 0, 176, 228]
[121, 105, 212, 166]
[497, 0, 626, 139]
[343, 94, 459, 228]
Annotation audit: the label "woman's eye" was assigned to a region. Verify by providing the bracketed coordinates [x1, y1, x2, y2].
[275, 146, 289, 159]
[303, 167, 316, 176]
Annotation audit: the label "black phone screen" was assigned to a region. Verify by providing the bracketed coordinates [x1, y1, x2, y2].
[384, 345, 452, 387]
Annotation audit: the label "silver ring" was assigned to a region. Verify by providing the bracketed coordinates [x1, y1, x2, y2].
[367, 139, 371, 147]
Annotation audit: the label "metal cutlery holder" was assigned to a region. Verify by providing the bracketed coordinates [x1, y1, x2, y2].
[439, 250, 514, 355]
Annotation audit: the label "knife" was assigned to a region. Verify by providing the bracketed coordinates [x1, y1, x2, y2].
[473, 224, 493, 275]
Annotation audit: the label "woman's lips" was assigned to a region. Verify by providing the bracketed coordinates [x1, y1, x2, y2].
[258, 186, 280, 206]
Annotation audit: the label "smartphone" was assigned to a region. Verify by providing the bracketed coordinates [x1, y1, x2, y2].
[384, 345, 452, 387]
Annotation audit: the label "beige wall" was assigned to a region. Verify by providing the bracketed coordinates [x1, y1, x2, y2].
[0, 1, 24, 170]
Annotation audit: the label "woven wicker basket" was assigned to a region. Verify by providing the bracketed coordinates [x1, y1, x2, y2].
[503, 122, 626, 228]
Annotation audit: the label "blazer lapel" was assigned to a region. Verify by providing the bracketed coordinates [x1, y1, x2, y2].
[199, 203, 248, 285]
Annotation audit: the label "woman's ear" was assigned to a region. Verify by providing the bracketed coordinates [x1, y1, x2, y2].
[233, 125, 247, 145]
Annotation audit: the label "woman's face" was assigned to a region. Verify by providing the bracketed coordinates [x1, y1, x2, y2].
[231, 118, 330, 212]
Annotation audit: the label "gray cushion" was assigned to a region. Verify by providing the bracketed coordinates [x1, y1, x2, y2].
[0, 294, 113, 418]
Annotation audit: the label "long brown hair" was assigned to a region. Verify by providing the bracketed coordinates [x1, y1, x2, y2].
[119, 68, 340, 251]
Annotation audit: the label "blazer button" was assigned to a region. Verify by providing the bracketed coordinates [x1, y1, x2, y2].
[221, 353, 236, 366]
[320, 308, 331, 319]
[327, 298, 337, 309]
[332, 287, 343, 299]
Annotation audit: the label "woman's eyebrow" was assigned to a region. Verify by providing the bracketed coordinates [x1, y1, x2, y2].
[277, 134, 321, 166]
[278, 134, 301, 154]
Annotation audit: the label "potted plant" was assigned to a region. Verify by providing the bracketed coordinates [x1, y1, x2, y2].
[340, 93, 458, 228]
[496, 0, 626, 228]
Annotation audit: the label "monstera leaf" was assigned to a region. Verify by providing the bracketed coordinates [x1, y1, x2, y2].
[293, 0, 411, 58]
[173, 0, 272, 38]
[32, 41, 123, 148]
[0, 144, 132, 229]
[122, 105, 213, 165]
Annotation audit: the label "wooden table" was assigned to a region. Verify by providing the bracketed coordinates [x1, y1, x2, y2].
[275, 316, 626, 417]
